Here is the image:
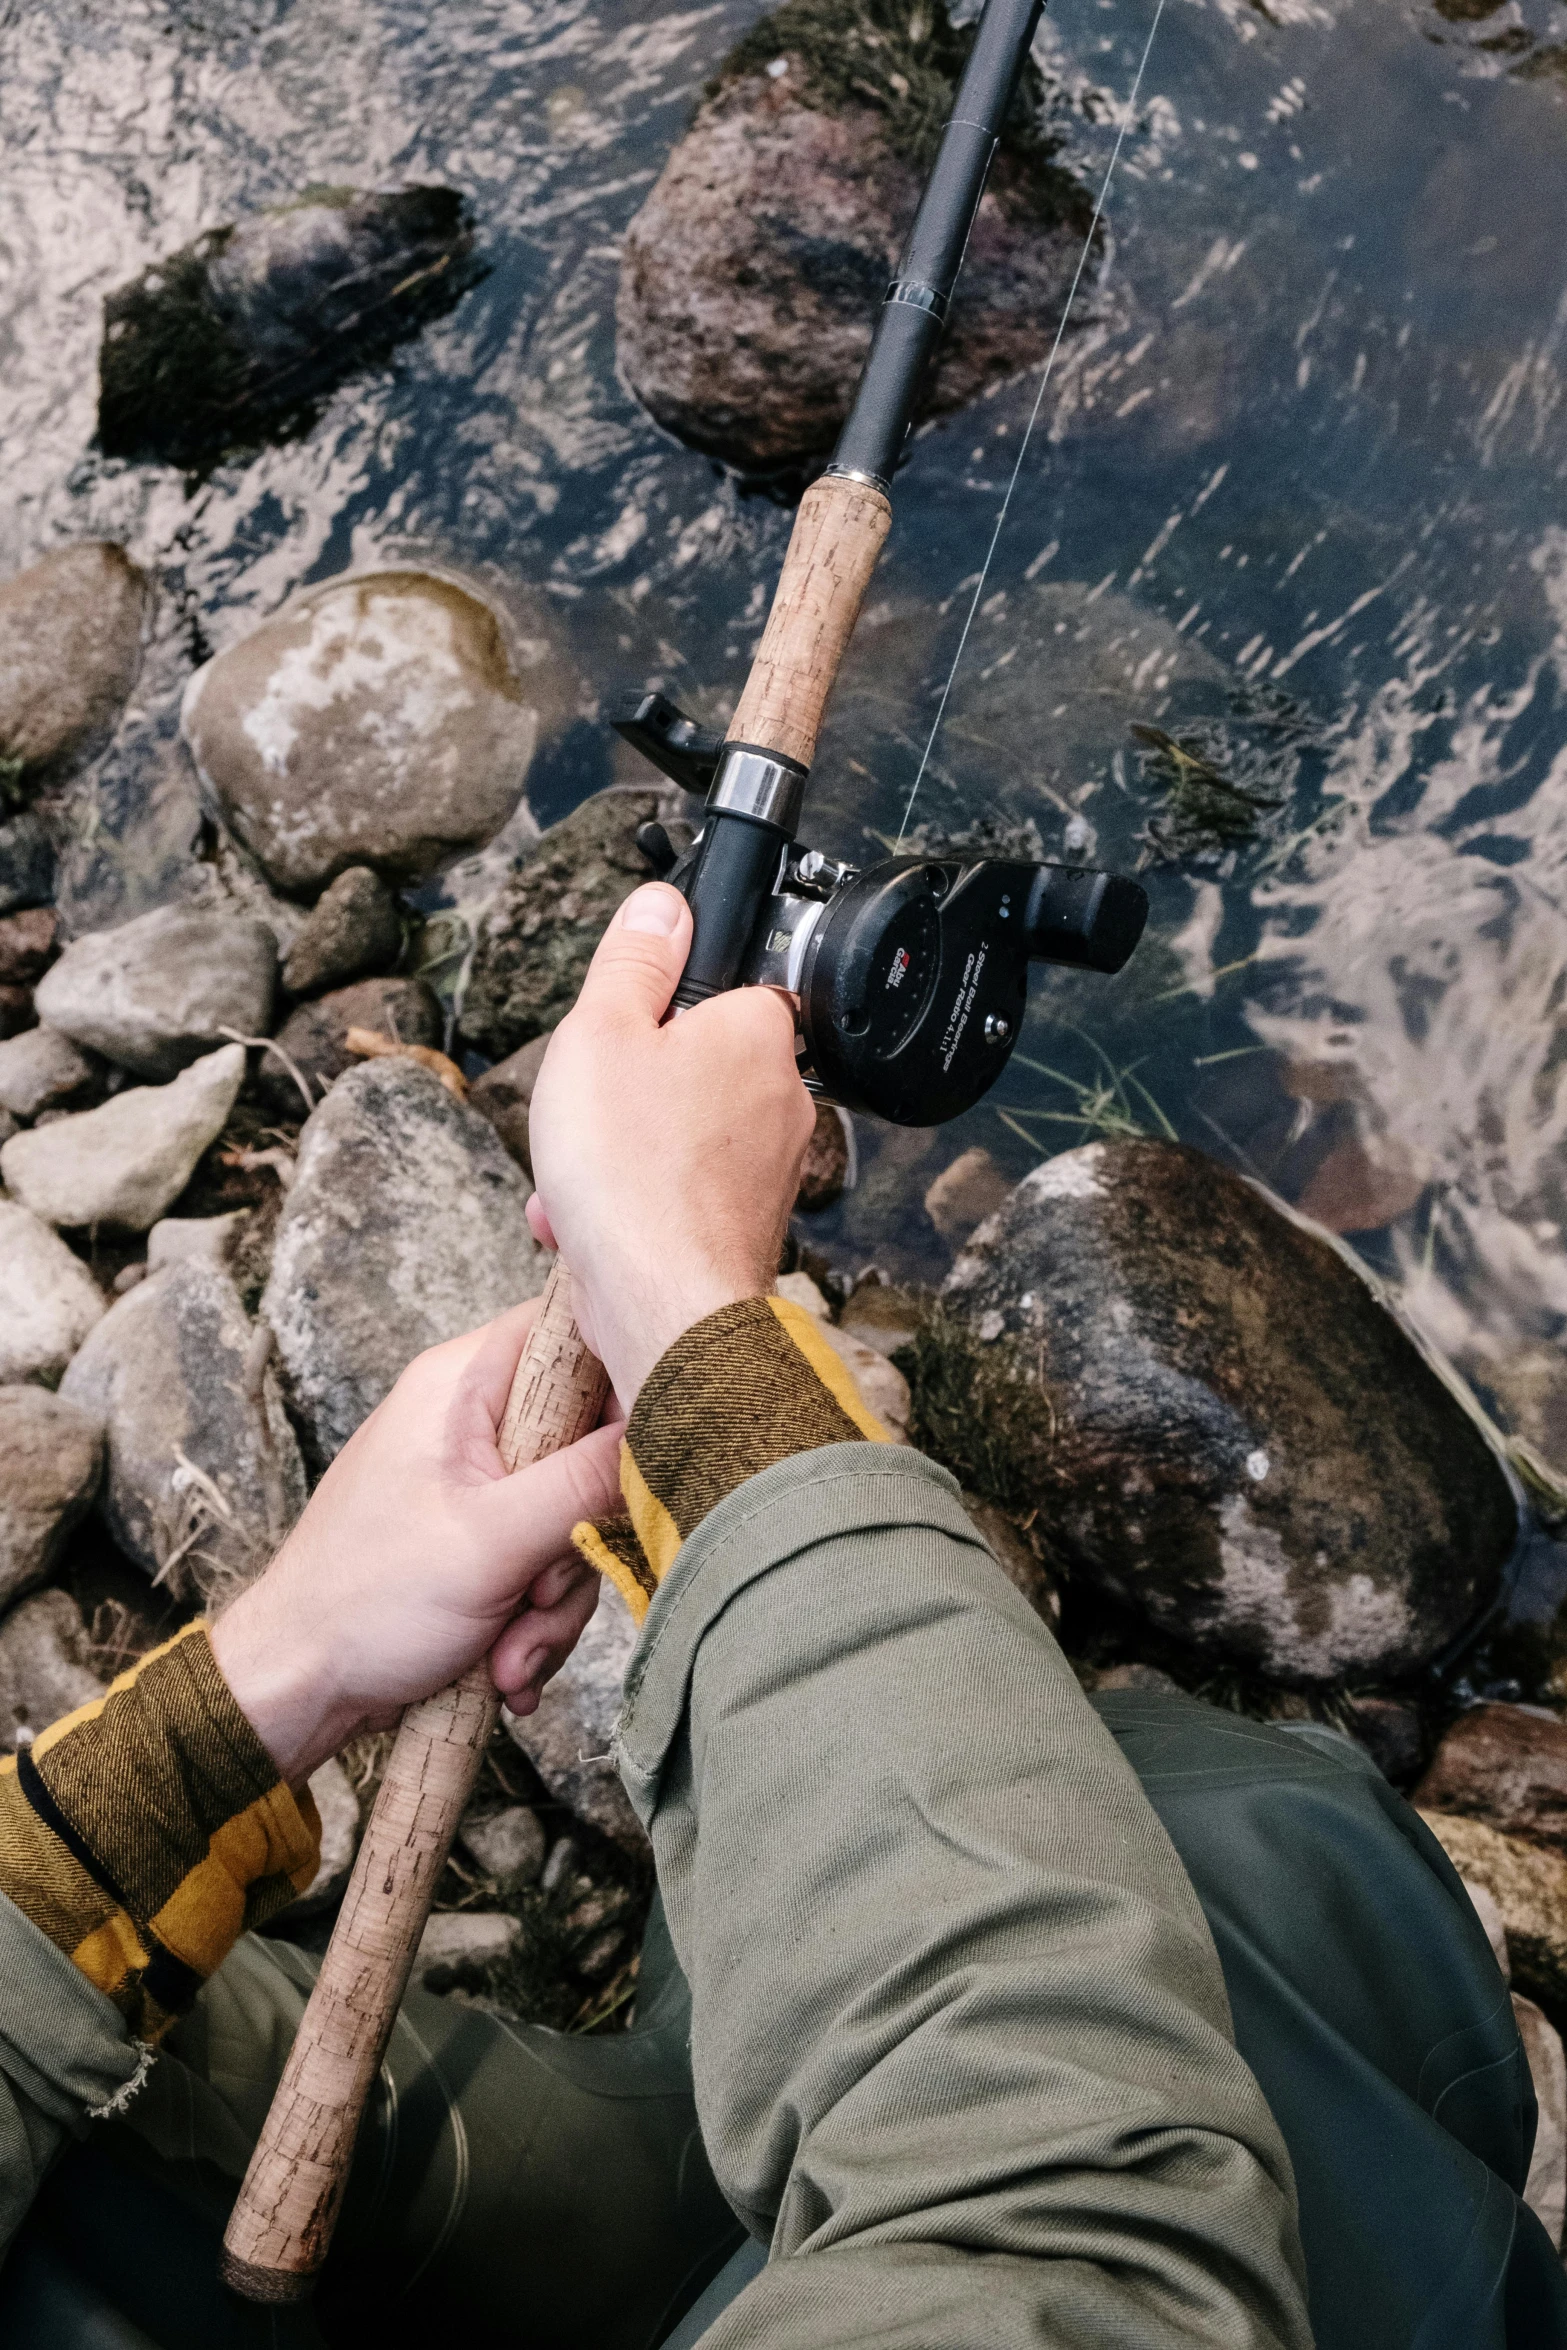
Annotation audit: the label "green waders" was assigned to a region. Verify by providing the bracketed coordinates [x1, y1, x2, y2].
[2, 1691, 1561, 2349]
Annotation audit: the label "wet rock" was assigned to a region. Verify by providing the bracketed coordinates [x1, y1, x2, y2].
[964, 1491, 1059, 1627]
[262, 1058, 548, 1466]
[1341, 1694, 1427, 1789]
[182, 571, 547, 895]
[0, 1044, 245, 1231]
[257, 975, 443, 1118]
[289, 1757, 362, 1917]
[99, 188, 480, 471]
[413, 1910, 522, 1992]
[146, 1211, 248, 1273]
[1413, 1705, 1567, 1849]
[0, 1388, 103, 1605]
[932, 1139, 1518, 1686]
[460, 1803, 547, 1891]
[1419, 1812, 1567, 2008]
[0, 1591, 105, 1749]
[924, 1145, 1012, 1241]
[0, 1027, 99, 1121]
[1463, 1878, 1510, 1977]
[0, 813, 55, 915]
[460, 787, 693, 1060]
[1087, 1661, 1184, 1696]
[836, 1276, 923, 1359]
[504, 1580, 646, 1856]
[617, 0, 1093, 477]
[34, 903, 277, 1081]
[775, 1273, 912, 1437]
[281, 867, 403, 997]
[796, 1103, 850, 1213]
[60, 1259, 306, 1598]
[1516, 1994, 1567, 2249]
[0, 1202, 107, 1382]
[467, 1034, 549, 1174]
[0, 909, 57, 985]
[0, 544, 149, 783]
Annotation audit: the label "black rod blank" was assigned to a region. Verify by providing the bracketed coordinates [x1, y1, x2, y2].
[828, 0, 1047, 490]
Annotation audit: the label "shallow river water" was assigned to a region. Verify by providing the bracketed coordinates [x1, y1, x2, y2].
[7, 0, 1567, 1564]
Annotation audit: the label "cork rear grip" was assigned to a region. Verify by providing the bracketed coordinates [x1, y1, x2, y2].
[726, 472, 892, 771]
[221, 1260, 609, 2300]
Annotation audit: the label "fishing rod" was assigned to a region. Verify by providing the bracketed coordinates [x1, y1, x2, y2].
[222, 0, 1147, 2303]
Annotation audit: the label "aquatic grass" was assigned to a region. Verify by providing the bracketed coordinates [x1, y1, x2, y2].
[1131, 721, 1282, 858]
[999, 1031, 1177, 1145]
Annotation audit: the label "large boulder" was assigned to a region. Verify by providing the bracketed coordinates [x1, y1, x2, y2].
[256, 975, 443, 1117]
[0, 1591, 105, 1748]
[262, 1057, 549, 1465]
[1414, 1706, 1567, 1851]
[34, 904, 277, 1079]
[930, 1139, 1518, 1686]
[1421, 1812, 1567, 2010]
[504, 1578, 646, 1855]
[0, 1043, 245, 1230]
[182, 571, 550, 895]
[616, 0, 1093, 476]
[0, 1202, 106, 1381]
[0, 544, 149, 783]
[280, 866, 403, 997]
[0, 1027, 98, 1121]
[99, 188, 481, 471]
[61, 1259, 305, 1599]
[0, 1388, 103, 1605]
[459, 787, 691, 1060]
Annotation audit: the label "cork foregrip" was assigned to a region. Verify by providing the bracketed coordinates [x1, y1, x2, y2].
[221, 1259, 609, 2300]
[726, 472, 892, 769]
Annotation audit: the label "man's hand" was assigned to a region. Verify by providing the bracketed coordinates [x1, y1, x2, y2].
[525, 882, 817, 1409]
[210, 1298, 624, 1785]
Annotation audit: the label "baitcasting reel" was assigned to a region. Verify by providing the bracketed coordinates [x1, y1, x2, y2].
[614, 691, 1148, 1128]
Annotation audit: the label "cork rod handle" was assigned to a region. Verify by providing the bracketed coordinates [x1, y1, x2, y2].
[220, 1259, 608, 2303]
[726, 471, 892, 770]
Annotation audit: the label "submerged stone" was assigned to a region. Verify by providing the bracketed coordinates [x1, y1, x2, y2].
[98, 187, 481, 471]
[0, 545, 149, 787]
[921, 1138, 1517, 1686]
[182, 570, 546, 895]
[616, 0, 1093, 477]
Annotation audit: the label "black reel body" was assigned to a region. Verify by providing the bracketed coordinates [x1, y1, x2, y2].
[615, 691, 1148, 1128]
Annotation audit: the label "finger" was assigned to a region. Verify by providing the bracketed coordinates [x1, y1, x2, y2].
[526, 1191, 558, 1251]
[572, 883, 692, 1028]
[471, 1418, 624, 1565]
[492, 1565, 601, 1706]
[448, 1292, 550, 1430]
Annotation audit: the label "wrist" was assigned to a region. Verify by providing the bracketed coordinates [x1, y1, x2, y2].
[209, 1575, 357, 1787]
[592, 1261, 774, 1408]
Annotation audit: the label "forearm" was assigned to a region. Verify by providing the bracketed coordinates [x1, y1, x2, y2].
[595, 1311, 1311, 2347]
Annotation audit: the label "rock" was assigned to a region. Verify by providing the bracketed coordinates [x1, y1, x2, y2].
[1420, 1812, 1567, 2008]
[60, 1259, 306, 1598]
[924, 1145, 1011, 1241]
[459, 787, 692, 1060]
[836, 1276, 923, 1360]
[0, 988, 35, 1041]
[0, 1388, 103, 1605]
[0, 813, 55, 915]
[460, 1803, 547, 1891]
[0, 545, 149, 782]
[1089, 1661, 1184, 1696]
[0, 1591, 105, 1748]
[467, 1034, 549, 1174]
[775, 1270, 831, 1318]
[112, 1263, 146, 1296]
[0, 1110, 14, 1144]
[146, 1211, 248, 1272]
[256, 975, 443, 1116]
[616, 0, 1092, 476]
[0, 1203, 107, 1382]
[934, 1140, 1517, 1686]
[34, 903, 277, 1080]
[1413, 1705, 1567, 1849]
[1515, 1994, 1567, 2250]
[505, 1579, 647, 1856]
[182, 571, 548, 895]
[281, 867, 403, 997]
[963, 1491, 1059, 1626]
[289, 1757, 362, 1916]
[99, 189, 481, 471]
[262, 1058, 548, 1466]
[1463, 1878, 1510, 1977]
[1341, 1695, 1427, 1789]
[796, 1103, 850, 1212]
[0, 1044, 245, 1231]
[775, 1272, 912, 1438]
[0, 909, 57, 985]
[412, 1910, 522, 1992]
[0, 1026, 99, 1120]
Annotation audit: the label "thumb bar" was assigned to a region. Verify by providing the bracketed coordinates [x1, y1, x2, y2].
[220, 1257, 609, 2302]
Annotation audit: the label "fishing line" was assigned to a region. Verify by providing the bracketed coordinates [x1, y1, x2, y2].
[895, 0, 1170, 846]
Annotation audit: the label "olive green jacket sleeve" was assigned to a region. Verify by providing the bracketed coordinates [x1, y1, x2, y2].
[615, 1443, 1314, 2350]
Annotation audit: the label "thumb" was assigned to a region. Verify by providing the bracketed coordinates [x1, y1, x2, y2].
[575, 883, 692, 1026]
